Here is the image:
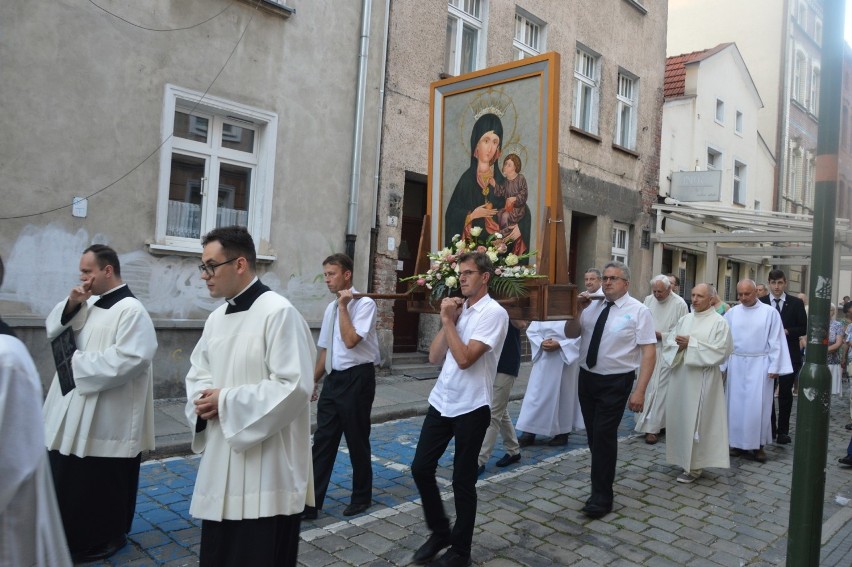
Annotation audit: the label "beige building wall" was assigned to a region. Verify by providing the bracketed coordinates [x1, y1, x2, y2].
[0, 0, 389, 394]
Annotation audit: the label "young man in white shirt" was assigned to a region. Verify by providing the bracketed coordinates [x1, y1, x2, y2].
[304, 253, 381, 520]
[411, 252, 509, 567]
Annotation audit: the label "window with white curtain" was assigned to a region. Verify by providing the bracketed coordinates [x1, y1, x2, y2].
[615, 72, 638, 150]
[573, 46, 600, 134]
[446, 0, 485, 76]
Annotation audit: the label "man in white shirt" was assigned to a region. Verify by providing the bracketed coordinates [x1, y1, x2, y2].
[304, 253, 381, 520]
[411, 252, 509, 567]
[43, 245, 157, 562]
[187, 226, 315, 566]
[584, 268, 603, 296]
[635, 275, 688, 444]
[566, 261, 656, 519]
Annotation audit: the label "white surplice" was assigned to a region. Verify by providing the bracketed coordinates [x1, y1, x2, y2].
[186, 290, 316, 521]
[635, 293, 689, 433]
[663, 309, 733, 471]
[0, 334, 71, 567]
[516, 321, 585, 437]
[723, 302, 792, 450]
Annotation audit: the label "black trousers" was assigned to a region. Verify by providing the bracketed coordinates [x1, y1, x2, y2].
[48, 450, 141, 554]
[577, 368, 634, 508]
[200, 513, 301, 567]
[772, 360, 802, 437]
[411, 404, 490, 558]
[312, 362, 376, 509]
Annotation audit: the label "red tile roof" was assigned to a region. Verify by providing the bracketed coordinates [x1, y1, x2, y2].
[665, 43, 733, 98]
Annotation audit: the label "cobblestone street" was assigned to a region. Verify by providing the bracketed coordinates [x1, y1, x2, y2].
[83, 392, 852, 566]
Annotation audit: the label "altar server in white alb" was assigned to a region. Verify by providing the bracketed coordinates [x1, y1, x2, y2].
[515, 320, 585, 446]
[723, 279, 792, 463]
[186, 226, 315, 567]
[634, 275, 688, 445]
[663, 283, 733, 484]
[0, 256, 71, 567]
[42, 244, 156, 562]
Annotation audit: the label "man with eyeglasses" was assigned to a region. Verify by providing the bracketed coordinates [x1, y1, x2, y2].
[43, 244, 157, 562]
[186, 226, 315, 566]
[303, 253, 380, 520]
[411, 252, 509, 567]
[565, 261, 656, 519]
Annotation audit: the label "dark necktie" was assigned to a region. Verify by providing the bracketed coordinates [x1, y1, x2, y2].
[774, 298, 781, 312]
[586, 301, 614, 369]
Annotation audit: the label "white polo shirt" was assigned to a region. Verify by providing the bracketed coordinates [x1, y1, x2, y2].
[317, 288, 381, 371]
[428, 294, 509, 417]
[578, 292, 656, 374]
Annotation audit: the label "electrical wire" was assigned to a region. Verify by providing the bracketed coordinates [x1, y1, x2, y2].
[1, 1, 261, 220]
[87, 0, 235, 32]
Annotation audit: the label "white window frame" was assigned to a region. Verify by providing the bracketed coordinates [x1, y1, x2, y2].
[611, 223, 629, 264]
[814, 18, 823, 45]
[154, 84, 278, 255]
[715, 99, 725, 124]
[446, 0, 486, 76]
[707, 146, 722, 170]
[733, 160, 746, 205]
[513, 10, 544, 60]
[810, 65, 820, 115]
[615, 70, 638, 150]
[572, 45, 601, 134]
[794, 49, 807, 103]
[735, 110, 743, 135]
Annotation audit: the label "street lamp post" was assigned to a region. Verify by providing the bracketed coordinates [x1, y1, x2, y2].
[785, 0, 845, 564]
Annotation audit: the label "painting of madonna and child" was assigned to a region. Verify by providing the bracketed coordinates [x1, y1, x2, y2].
[429, 53, 560, 271]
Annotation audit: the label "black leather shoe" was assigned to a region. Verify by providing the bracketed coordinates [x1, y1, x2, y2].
[343, 502, 371, 517]
[412, 532, 451, 564]
[517, 433, 536, 447]
[495, 452, 521, 467]
[476, 464, 485, 477]
[581, 503, 612, 519]
[776, 433, 791, 445]
[71, 534, 127, 563]
[839, 455, 852, 466]
[429, 548, 472, 567]
[548, 433, 569, 446]
[845, 423, 852, 431]
[301, 506, 318, 520]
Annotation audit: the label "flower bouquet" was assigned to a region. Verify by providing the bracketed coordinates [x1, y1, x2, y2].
[401, 226, 544, 302]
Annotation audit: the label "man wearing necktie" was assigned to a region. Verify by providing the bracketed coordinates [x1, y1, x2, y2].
[305, 253, 381, 520]
[565, 261, 656, 519]
[759, 269, 807, 445]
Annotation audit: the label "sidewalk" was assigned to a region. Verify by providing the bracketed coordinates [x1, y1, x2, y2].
[147, 363, 532, 460]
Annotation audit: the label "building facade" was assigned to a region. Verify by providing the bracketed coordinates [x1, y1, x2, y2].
[373, 0, 668, 355]
[656, 43, 776, 301]
[0, 0, 389, 394]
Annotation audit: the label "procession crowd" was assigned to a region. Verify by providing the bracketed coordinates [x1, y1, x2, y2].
[3, 227, 852, 567]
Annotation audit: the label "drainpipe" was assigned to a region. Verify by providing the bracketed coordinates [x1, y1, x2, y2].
[366, 0, 391, 294]
[345, 0, 372, 260]
[777, 2, 792, 212]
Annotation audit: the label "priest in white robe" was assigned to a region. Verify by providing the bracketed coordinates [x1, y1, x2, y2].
[187, 226, 315, 567]
[635, 275, 688, 443]
[516, 321, 584, 445]
[663, 283, 733, 483]
[43, 245, 157, 562]
[1, 254, 72, 567]
[723, 279, 792, 463]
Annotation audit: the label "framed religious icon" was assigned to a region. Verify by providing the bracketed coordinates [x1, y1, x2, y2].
[428, 52, 560, 283]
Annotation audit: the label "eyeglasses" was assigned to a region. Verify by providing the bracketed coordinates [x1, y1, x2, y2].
[601, 275, 627, 282]
[459, 270, 482, 278]
[198, 257, 238, 277]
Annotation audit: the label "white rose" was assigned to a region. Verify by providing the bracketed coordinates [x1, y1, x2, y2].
[505, 254, 519, 266]
[494, 233, 503, 239]
[445, 276, 458, 288]
[456, 240, 467, 251]
[470, 226, 483, 237]
[440, 247, 452, 258]
[487, 251, 499, 262]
